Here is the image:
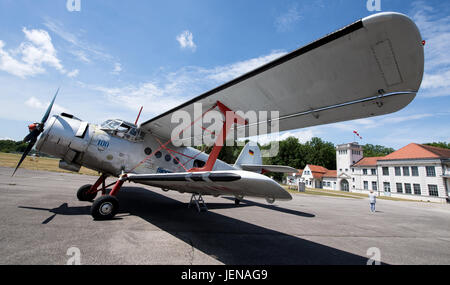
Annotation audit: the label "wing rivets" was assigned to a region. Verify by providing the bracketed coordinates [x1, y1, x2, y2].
[376, 89, 385, 108]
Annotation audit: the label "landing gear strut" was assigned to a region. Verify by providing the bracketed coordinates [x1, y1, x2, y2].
[189, 193, 208, 212]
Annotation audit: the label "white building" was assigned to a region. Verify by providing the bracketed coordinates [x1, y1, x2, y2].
[288, 142, 450, 203]
[343, 143, 450, 203]
[288, 165, 336, 190]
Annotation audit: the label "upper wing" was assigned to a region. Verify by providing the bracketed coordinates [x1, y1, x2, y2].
[140, 12, 424, 143]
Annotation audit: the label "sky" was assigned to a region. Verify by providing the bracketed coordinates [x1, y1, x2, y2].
[0, 0, 449, 150]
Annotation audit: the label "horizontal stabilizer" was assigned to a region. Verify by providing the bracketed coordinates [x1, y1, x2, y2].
[240, 164, 297, 173]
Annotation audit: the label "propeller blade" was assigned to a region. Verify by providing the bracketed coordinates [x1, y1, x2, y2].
[23, 128, 41, 143]
[14, 88, 60, 176]
[12, 140, 36, 177]
[40, 88, 59, 125]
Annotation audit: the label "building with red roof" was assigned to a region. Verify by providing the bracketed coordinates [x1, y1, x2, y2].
[346, 143, 450, 203]
[288, 142, 450, 203]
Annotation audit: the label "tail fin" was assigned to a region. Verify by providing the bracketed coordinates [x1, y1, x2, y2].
[233, 142, 262, 169]
[234, 142, 297, 174]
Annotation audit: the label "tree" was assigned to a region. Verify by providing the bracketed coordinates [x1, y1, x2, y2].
[424, 142, 450, 149]
[363, 144, 395, 157]
[304, 137, 336, 170]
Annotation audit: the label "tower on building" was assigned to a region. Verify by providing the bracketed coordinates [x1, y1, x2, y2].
[336, 142, 363, 191]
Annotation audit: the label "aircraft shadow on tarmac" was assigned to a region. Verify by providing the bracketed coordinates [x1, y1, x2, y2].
[19, 186, 376, 265]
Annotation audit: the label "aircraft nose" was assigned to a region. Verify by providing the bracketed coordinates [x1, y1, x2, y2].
[36, 115, 89, 159]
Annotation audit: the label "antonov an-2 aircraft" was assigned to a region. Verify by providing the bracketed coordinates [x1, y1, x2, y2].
[13, 12, 424, 220]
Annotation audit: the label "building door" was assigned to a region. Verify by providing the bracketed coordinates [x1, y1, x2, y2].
[340, 179, 349, 192]
[384, 182, 391, 197]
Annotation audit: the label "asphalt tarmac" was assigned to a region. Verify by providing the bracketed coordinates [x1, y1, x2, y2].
[1, 166, 449, 265]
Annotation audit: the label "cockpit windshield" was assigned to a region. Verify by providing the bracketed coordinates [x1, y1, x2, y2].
[100, 119, 144, 141]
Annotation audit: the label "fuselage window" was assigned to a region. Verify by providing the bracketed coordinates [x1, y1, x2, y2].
[155, 151, 162, 158]
[165, 154, 171, 162]
[173, 157, 179, 164]
[144, 147, 152, 155]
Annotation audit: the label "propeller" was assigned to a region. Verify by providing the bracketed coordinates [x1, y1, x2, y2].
[12, 88, 60, 176]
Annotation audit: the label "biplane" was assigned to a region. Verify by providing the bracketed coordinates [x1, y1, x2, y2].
[13, 12, 424, 220]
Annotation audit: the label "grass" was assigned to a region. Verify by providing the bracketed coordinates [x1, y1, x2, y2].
[0, 152, 98, 176]
[283, 186, 363, 199]
[283, 185, 419, 202]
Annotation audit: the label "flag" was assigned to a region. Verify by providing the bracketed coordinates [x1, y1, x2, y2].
[353, 130, 363, 140]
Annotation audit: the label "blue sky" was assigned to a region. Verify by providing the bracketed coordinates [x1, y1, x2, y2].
[0, 0, 449, 149]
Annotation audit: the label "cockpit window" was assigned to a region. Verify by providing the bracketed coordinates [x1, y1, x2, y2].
[101, 120, 121, 130]
[117, 123, 131, 133]
[129, 128, 137, 136]
[100, 119, 145, 142]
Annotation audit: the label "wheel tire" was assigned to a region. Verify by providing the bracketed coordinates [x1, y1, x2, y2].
[91, 195, 119, 220]
[234, 199, 241, 205]
[77, 184, 97, 201]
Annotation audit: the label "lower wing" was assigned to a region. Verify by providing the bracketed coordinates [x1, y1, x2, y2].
[126, 170, 292, 201]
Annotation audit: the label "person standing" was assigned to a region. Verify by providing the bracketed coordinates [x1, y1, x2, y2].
[369, 190, 377, 213]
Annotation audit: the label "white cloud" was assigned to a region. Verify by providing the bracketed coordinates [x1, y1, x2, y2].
[84, 50, 288, 117]
[67, 69, 79, 78]
[43, 18, 115, 64]
[411, 1, 450, 97]
[25, 96, 67, 114]
[0, 28, 65, 78]
[275, 5, 301, 32]
[206, 50, 287, 82]
[176, 30, 196, 51]
[112, 62, 122, 74]
[332, 113, 435, 133]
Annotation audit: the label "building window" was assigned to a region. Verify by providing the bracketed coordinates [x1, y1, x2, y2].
[395, 167, 401, 176]
[426, 166, 436, 177]
[364, 181, 368, 190]
[383, 182, 391, 192]
[396, 183, 403, 193]
[371, 169, 376, 175]
[352, 168, 354, 173]
[413, 184, 421, 195]
[403, 167, 410, 176]
[363, 169, 368, 175]
[382, 167, 389, 176]
[428, 185, 439, 197]
[352, 178, 355, 182]
[404, 183, 412, 194]
[372, 181, 377, 191]
[411, 166, 419, 176]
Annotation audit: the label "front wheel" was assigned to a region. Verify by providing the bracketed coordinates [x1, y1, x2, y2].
[91, 195, 119, 220]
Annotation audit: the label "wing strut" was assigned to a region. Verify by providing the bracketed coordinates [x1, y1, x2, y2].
[188, 101, 248, 172]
